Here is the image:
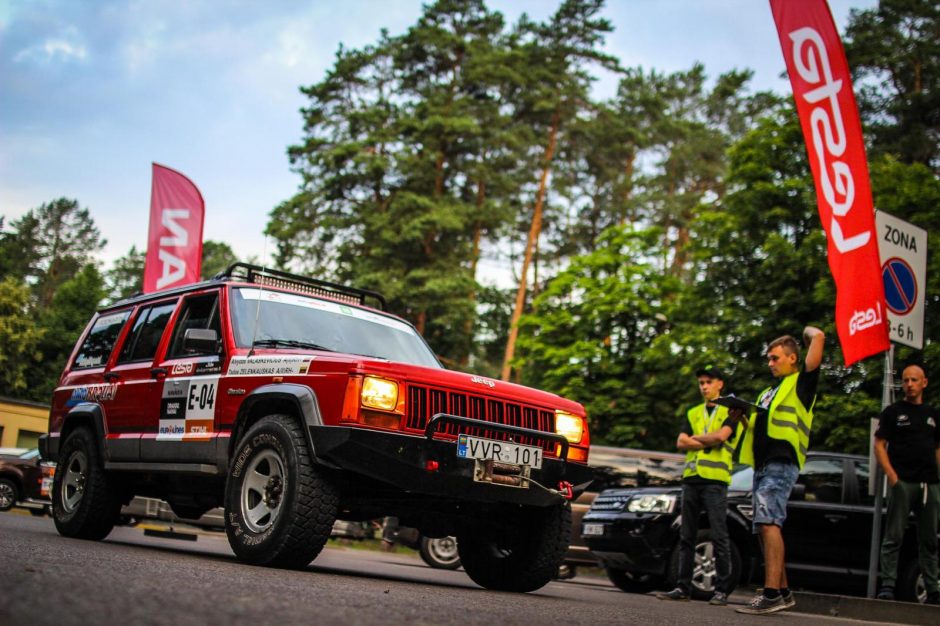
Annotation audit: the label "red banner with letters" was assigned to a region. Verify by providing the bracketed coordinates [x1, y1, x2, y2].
[143, 163, 205, 293]
[770, 0, 888, 366]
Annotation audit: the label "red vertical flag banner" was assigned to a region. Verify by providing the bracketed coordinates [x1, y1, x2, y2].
[143, 163, 206, 293]
[769, 0, 889, 366]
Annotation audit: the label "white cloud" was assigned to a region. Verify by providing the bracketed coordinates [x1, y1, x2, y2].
[13, 27, 88, 64]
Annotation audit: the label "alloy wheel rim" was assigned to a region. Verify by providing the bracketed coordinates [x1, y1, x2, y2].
[62, 450, 88, 513]
[0, 482, 14, 509]
[428, 537, 459, 564]
[692, 540, 718, 592]
[241, 449, 286, 533]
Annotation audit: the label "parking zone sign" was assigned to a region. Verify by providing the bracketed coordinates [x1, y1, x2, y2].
[876, 211, 927, 349]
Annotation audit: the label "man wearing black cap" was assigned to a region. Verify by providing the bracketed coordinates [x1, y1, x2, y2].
[658, 365, 743, 605]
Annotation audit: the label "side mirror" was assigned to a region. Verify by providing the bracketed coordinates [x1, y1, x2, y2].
[183, 328, 219, 354]
[790, 483, 806, 501]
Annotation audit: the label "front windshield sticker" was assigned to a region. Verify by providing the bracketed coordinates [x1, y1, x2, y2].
[239, 288, 414, 335]
[157, 376, 219, 441]
[227, 355, 314, 377]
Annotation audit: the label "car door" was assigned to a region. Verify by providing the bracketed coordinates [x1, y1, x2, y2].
[783, 455, 854, 574]
[140, 290, 223, 464]
[103, 300, 178, 461]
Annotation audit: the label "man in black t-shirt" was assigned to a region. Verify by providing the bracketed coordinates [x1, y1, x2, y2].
[874, 364, 940, 604]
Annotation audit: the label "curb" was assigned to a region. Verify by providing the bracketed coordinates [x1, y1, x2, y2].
[791, 591, 938, 624]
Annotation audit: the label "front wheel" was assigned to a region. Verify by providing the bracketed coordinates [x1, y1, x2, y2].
[457, 502, 571, 592]
[224, 414, 338, 569]
[667, 528, 742, 600]
[0, 478, 17, 511]
[419, 536, 461, 570]
[52, 427, 121, 540]
[897, 558, 928, 603]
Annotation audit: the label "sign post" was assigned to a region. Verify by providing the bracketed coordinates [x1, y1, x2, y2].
[866, 210, 928, 597]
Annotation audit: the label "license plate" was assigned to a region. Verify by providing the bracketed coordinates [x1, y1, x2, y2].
[41, 477, 53, 498]
[582, 523, 605, 536]
[457, 435, 543, 469]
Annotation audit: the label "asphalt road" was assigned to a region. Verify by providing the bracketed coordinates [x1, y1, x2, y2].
[0, 511, 904, 626]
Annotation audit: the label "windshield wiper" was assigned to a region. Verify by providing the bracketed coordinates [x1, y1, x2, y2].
[251, 338, 335, 352]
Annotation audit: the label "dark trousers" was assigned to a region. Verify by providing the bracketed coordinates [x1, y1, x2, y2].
[879, 480, 939, 592]
[678, 482, 733, 594]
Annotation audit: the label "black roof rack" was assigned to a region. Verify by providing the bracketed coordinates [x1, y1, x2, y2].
[217, 263, 387, 311]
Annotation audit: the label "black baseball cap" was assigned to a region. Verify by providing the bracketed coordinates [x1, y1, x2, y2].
[696, 364, 725, 380]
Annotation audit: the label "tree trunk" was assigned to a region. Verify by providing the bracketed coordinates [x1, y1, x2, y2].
[501, 112, 560, 381]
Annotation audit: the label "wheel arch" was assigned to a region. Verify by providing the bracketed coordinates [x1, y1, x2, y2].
[230, 384, 325, 462]
[58, 404, 107, 458]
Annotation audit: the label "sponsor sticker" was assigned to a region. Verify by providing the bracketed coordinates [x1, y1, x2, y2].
[158, 375, 219, 440]
[226, 355, 314, 377]
[66, 384, 118, 407]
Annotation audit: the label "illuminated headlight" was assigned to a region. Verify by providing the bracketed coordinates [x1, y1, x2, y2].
[626, 494, 677, 514]
[361, 376, 399, 411]
[555, 410, 584, 444]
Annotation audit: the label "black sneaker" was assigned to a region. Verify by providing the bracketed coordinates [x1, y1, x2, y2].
[781, 590, 796, 610]
[708, 591, 728, 606]
[876, 586, 895, 601]
[656, 588, 690, 601]
[735, 593, 787, 615]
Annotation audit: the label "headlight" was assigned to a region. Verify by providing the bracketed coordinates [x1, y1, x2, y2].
[361, 376, 399, 411]
[626, 494, 677, 514]
[555, 410, 584, 444]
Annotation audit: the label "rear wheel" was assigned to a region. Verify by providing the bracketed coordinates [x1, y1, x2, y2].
[606, 568, 660, 593]
[457, 502, 571, 592]
[52, 427, 121, 540]
[0, 479, 17, 511]
[224, 414, 338, 569]
[898, 558, 928, 603]
[419, 536, 461, 570]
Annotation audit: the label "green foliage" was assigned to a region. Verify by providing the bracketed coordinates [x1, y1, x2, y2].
[0, 277, 45, 395]
[106, 245, 145, 302]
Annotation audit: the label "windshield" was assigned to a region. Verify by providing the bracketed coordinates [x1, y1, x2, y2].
[588, 451, 686, 491]
[230, 287, 441, 369]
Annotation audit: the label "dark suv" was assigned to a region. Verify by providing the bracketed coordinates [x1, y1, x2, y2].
[583, 451, 939, 602]
[40, 264, 592, 592]
[0, 448, 52, 514]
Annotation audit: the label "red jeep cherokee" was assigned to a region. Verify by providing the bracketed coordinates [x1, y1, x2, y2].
[40, 264, 592, 592]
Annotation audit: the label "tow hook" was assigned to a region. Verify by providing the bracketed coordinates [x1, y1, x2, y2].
[557, 481, 574, 500]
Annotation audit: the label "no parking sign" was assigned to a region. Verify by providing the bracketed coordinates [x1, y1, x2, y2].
[876, 211, 927, 349]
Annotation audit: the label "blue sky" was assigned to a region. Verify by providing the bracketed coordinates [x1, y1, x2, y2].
[0, 0, 876, 274]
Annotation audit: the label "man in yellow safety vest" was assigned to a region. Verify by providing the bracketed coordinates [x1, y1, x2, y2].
[657, 365, 743, 606]
[736, 326, 825, 616]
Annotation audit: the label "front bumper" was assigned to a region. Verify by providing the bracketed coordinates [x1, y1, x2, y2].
[582, 514, 679, 575]
[307, 421, 592, 508]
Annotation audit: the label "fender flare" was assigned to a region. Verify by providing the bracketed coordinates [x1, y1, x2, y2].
[46, 403, 108, 461]
[231, 384, 332, 466]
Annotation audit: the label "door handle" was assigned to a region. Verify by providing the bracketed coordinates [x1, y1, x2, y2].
[103, 372, 120, 382]
[150, 367, 168, 378]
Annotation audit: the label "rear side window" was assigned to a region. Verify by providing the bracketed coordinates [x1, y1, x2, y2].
[72, 311, 131, 369]
[166, 292, 221, 358]
[117, 302, 177, 363]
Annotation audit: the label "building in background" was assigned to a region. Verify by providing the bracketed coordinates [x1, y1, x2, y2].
[0, 396, 49, 450]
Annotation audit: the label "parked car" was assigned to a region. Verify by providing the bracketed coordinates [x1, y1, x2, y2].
[382, 522, 462, 570]
[560, 446, 685, 578]
[41, 263, 592, 593]
[583, 451, 939, 603]
[0, 448, 53, 515]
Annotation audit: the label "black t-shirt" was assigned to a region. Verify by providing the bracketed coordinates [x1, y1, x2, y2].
[682, 405, 739, 485]
[875, 401, 940, 484]
[752, 367, 820, 468]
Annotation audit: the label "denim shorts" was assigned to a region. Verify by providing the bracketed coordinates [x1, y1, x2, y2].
[752, 461, 800, 531]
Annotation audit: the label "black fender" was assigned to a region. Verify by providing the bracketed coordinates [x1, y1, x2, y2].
[231, 384, 334, 467]
[44, 403, 108, 462]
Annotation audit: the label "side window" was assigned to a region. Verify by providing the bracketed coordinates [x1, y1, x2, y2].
[797, 457, 844, 503]
[166, 292, 221, 359]
[72, 311, 131, 369]
[117, 302, 177, 363]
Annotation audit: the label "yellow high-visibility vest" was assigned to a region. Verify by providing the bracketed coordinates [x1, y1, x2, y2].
[739, 372, 814, 469]
[682, 403, 740, 484]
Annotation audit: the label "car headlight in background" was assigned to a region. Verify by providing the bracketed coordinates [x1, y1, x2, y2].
[361, 376, 399, 411]
[555, 410, 584, 443]
[626, 493, 677, 514]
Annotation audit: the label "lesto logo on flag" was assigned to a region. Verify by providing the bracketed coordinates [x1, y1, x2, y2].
[769, 0, 888, 366]
[143, 163, 206, 293]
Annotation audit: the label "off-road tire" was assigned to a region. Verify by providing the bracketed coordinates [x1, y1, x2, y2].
[0, 478, 17, 511]
[456, 502, 571, 592]
[224, 414, 338, 569]
[667, 528, 742, 600]
[606, 568, 660, 593]
[419, 536, 461, 570]
[52, 427, 121, 540]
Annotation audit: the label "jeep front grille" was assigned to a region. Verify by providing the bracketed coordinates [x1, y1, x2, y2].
[405, 385, 557, 455]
